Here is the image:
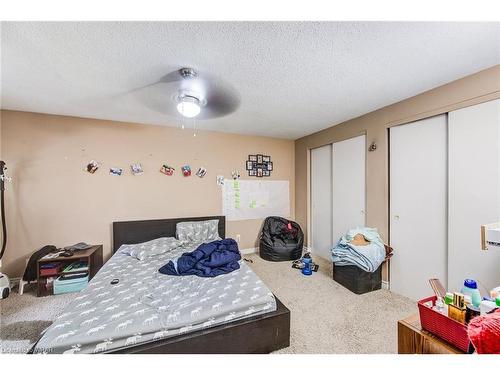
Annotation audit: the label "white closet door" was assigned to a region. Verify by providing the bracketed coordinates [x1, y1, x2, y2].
[311, 144, 333, 260]
[448, 99, 500, 292]
[390, 115, 448, 301]
[332, 135, 366, 243]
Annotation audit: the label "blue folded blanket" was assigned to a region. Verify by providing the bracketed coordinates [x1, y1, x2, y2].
[331, 227, 386, 272]
[159, 238, 241, 277]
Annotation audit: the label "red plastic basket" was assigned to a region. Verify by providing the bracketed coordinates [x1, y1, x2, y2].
[417, 296, 470, 352]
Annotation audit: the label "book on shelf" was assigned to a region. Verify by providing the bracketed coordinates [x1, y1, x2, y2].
[40, 262, 62, 269]
[58, 271, 89, 281]
[63, 261, 89, 273]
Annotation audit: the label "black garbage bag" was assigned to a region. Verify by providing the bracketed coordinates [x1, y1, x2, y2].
[259, 216, 304, 261]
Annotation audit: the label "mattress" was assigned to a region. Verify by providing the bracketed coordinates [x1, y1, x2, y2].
[32, 241, 276, 354]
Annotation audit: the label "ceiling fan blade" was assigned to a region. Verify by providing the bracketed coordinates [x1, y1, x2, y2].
[157, 70, 187, 84]
[130, 83, 175, 115]
[122, 71, 182, 95]
[124, 68, 241, 119]
[197, 83, 240, 119]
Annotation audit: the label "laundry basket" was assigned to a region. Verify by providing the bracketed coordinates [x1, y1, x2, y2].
[418, 296, 470, 352]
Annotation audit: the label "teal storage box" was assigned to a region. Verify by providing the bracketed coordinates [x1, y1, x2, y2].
[54, 273, 89, 295]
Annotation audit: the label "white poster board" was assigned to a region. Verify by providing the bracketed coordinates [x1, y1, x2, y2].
[222, 179, 290, 221]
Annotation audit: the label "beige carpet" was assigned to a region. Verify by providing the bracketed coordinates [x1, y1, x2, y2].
[0, 254, 417, 354]
[245, 254, 417, 353]
[0, 284, 74, 354]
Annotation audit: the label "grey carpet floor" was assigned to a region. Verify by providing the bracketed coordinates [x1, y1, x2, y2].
[0, 254, 417, 354]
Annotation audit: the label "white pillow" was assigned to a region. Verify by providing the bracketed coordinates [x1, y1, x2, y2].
[119, 237, 183, 260]
[176, 219, 220, 243]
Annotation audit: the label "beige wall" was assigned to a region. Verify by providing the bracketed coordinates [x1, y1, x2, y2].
[2, 66, 499, 279]
[295, 65, 500, 280]
[0, 111, 295, 277]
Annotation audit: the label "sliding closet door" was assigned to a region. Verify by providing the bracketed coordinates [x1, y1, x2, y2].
[332, 135, 366, 243]
[390, 115, 448, 301]
[311, 144, 333, 260]
[448, 99, 500, 292]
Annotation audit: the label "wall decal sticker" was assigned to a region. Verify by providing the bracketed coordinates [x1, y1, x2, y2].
[196, 167, 207, 178]
[109, 167, 123, 176]
[160, 164, 175, 176]
[130, 163, 144, 175]
[182, 165, 191, 177]
[86, 160, 100, 174]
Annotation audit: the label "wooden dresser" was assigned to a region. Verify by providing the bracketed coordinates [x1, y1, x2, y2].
[398, 313, 466, 354]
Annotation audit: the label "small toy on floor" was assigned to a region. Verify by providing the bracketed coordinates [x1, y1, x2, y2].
[292, 252, 319, 276]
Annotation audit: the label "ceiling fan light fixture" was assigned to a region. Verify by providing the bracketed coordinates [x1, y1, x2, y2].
[176, 95, 201, 118]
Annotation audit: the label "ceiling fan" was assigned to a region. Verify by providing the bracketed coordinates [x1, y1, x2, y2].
[129, 67, 240, 120]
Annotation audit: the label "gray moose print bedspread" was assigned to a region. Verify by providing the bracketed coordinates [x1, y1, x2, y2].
[32, 241, 276, 353]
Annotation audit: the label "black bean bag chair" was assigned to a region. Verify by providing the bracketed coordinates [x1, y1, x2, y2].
[259, 216, 304, 261]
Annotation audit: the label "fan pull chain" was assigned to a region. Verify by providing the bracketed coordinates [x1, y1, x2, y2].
[180, 101, 185, 130]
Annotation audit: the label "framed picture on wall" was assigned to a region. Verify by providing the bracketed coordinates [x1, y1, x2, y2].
[246, 154, 273, 178]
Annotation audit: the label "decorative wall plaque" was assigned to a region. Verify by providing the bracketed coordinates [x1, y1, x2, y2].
[246, 154, 272, 177]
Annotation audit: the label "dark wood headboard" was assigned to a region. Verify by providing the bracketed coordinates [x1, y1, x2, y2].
[112, 216, 226, 253]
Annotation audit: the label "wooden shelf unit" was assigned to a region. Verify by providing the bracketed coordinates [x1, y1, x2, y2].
[36, 245, 103, 297]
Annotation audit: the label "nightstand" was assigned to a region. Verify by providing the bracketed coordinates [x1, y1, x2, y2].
[398, 313, 466, 354]
[36, 245, 103, 297]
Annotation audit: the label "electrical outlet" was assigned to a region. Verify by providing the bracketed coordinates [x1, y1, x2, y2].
[235, 234, 241, 243]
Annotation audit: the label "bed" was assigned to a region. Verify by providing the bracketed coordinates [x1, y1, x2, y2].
[31, 216, 290, 354]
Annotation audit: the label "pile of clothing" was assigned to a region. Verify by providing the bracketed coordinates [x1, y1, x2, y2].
[468, 309, 500, 354]
[331, 227, 391, 272]
[159, 238, 241, 277]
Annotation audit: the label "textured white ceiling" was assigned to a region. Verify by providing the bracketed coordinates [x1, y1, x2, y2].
[1, 22, 499, 139]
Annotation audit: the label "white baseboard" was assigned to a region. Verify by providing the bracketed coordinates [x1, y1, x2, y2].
[382, 280, 389, 290]
[240, 247, 257, 255]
